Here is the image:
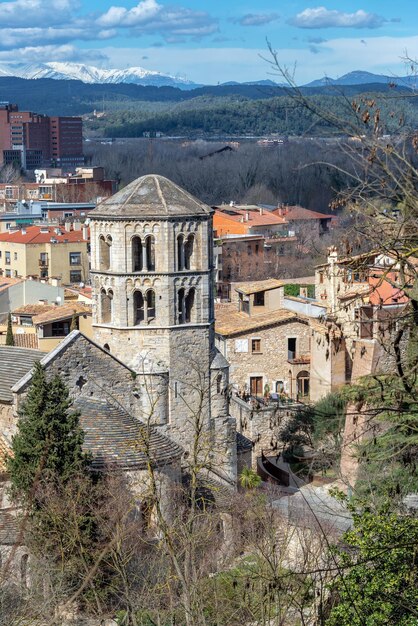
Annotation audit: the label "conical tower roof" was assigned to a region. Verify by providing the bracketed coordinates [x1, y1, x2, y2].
[90, 174, 212, 219]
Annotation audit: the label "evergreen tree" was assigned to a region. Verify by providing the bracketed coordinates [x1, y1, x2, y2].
[8, 362, 89, 504]
[5, 312, 14, 346]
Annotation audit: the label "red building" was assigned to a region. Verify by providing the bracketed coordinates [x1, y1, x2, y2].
[0, 103, 83, 170]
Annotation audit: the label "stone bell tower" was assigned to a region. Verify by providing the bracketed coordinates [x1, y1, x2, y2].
[88, 175, 236, 482]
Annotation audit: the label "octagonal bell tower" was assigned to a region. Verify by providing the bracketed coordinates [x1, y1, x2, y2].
[88, 176, 233, 477]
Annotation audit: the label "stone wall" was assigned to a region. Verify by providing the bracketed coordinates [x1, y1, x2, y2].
[224, 319, 311, 397]
[230, 396, 301, 467]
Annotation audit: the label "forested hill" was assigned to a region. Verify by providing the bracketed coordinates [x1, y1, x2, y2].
[0, 76, 412, 116]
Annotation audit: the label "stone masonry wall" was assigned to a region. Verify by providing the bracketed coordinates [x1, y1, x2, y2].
[225, 319, 311, 397]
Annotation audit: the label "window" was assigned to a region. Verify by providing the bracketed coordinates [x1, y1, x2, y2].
[69, 252, 81, 265]
[5, 251, 10, 265]
[51, 321, 70, 336]
[251, 338, 261, 353]
[177, 234, 185, 270]
[177, 288, 195, 324]
[70, 270, 82, 283]
[216, 373, 222, 394]
[13, 252, 17, 261]
[145, 235, 155, 271]
[250, 376, 263, 396]
[132, 236, 143, 271]
[319, 272, 324, 284]
[288, 337, 296, 360]
[184, 235, 194, 270]
[134, 291, 145, 325]
[297, 371, 309, 398]
[253, 291, 265, 306]
[275, 380, 284, 393]
[101, 289, 113, 324]
[99, 235, 111, 271]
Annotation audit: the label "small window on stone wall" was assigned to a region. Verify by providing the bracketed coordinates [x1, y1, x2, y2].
[251, 338, 261, 353]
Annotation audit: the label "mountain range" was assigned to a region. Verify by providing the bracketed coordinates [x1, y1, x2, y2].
[0, 62, 198, 89]
[0, 62, 416, 90]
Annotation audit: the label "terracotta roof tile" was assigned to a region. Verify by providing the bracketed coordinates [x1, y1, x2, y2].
[13, 303, 56, 316]
[235, 279, 283, 295]
[274, 206, 334, 220]
[13, 333, 39, 349]
[215, 303, 307, 337]
[0, 225, 88, 245]
[32, 303, 91, 325]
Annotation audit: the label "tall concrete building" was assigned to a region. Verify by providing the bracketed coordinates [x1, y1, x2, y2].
[88, 174, 237, 483]
[0, 103, 83, 170]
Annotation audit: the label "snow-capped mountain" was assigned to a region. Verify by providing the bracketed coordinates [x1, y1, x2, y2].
[0, 62, 198, 89]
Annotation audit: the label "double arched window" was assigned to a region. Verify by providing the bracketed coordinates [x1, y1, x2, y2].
[177, 234, 194, 270]
[178, 287, 195, 324]
[132, 235, 155, 272]
[134, 289, 156, 325]
[99, 235, 112, 270]
[100, 288, 113, 324]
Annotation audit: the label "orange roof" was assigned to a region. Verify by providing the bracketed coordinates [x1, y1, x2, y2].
[32, 303, 91, 325]
[213, 209, 286, 236]
[0, 225, 89, 244]
[273, 206, 334, 220]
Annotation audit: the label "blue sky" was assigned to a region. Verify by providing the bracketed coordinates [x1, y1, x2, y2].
[1, 0, 418, 83]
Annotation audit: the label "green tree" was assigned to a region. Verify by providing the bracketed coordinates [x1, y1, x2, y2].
[239, 467, 262, 489]
[327, 501, 418, 626]
[70, 311, 78, 332]
[5, 313, 14, 346]
[8, 362, 89, 503]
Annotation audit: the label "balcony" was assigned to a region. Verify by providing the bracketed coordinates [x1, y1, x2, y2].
[39, 257, 49, 267]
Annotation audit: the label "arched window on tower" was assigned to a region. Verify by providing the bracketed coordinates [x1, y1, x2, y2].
[145, 235, 155, 271]
[134, 291, 145, 325]
[184, 234, 194, 270]
[101, 288, 113, 324]
[132, 236, 143, 272]
[146, 289, 156, 321]
[99, 235, 112, 271]
[177, 234, 185, 271]
[178, 288, 185, 324]
[185, 288, 195, 323]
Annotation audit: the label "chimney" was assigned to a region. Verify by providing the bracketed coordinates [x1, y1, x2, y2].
[64, 221, 71, 232]
[82, 224, 88, 240]
[259, 207, 263, 216]
[73, 220, 81, 231]
[21, 228, 26, 235]
[245, 212, 249, 222]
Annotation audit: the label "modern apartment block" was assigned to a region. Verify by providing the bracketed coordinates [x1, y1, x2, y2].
[0, 103, 84, 170]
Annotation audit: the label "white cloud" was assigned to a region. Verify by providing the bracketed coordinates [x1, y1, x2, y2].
[0, 0, 78, 26]
[235, 13, 279, 27]
[96, 0, 160, 28]
[289, 7, 389, 29]
[0, 44, 106, 63]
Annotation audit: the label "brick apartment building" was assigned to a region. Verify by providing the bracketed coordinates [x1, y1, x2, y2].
[0, 103, 83, 170]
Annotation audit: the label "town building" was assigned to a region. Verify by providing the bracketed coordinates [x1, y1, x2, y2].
[215, 279, 312, 400]
[213, 204, 289, 237]
[272, 204, 335, 237]
[0, 202, 95, 232]
[0, 224, 89, 284]
[0, 103, 83, 170]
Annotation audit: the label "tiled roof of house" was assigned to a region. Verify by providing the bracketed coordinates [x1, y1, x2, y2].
[91, 174, 212, 219]
[13, 303, 56, 316]
[0, 277, 23, 293]
[73, 396, 183, 470]
[0, 346, 46, 403]
[274, 206, 334, 221]
[235, 278, 283, 295]
[215, 303, 307, 337]
[32, 303, 91, 325]
[214, 208, 287, 236]
[0, 225, 88, 244]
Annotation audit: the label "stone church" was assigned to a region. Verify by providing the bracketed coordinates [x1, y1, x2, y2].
[0, 177, 249, 563]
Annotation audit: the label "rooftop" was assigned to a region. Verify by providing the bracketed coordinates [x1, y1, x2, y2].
[273, 205, 335, 221]
[32, 303, 91, 325]
[91, 174, 212, 220]
[215, 303, 307, 337]
[73, 396, 183, 470]
[0, 346, 46, 403]
[0, 225, 88, 245]
[13, 303, 56, 316]
[235, 278, 283, 295]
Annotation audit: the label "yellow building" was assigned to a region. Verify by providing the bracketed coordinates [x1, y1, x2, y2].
[0, 225, 89, 284]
